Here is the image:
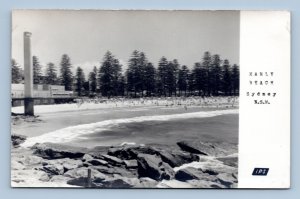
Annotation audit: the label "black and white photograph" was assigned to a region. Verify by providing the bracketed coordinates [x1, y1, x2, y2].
[10, 10, 240, 188]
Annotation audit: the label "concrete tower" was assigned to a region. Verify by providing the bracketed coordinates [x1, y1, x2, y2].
[24, 32, 34, 116]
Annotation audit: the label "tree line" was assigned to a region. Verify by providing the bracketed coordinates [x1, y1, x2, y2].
[11, 50, 239, 97]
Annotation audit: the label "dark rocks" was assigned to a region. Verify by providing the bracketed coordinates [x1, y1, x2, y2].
[137, 154, 174, 181]
[175, 167, 204, 181]
[107, 145, 157, 160]
[159, 150, 200, 168]
[92, 165, 137, 178]
[64, 167, 107, 180]
[174, 166, 238, 188]
[177, 140, 238, 157]
[216, 173, 238, 188]
[97, 178, 133, 188]
[11, 134, 27, 148]
[32, 143, 86, 159]
[174, 167, 218, 182]
[42, 164, 64, 175]
[108, 145, 199, 168]
[177, 141, 216, 155]
[20, 140, 238, 188]
[101, 154, 123, 166]
[88, 159, 108, 166]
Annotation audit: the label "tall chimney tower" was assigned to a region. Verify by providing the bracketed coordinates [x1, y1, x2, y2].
[24, 32, 34, 116]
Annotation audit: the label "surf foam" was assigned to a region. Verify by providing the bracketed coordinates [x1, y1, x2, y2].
[21, 109, 238, 148]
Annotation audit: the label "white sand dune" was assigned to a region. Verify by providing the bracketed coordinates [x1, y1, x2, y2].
[21, 109, 238, 148]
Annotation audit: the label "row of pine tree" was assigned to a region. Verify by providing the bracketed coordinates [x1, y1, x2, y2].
[11, 50, 239, 97]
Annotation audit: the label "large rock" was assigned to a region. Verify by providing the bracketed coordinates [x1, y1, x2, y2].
[62, 159, 83, 171]
[95, 178, 133, 188]
[42, 158, 83, 172]
[23, 155, 43, 165]
[32, 143, 86, 159]
[137, 154, 174, 181]
[88, 159, 108, 166]
[101, 154, 123, 166]
[92, 165, 137, 178]
[177, 140, 237, 157]
[159, 150, 199, 168]
[216, 173, 238, 188]
[175, 167, 218, 182]
[11, 134, 27, 148]
[108, 145, 199, 168]
[42, 164, 64, 175]
[123, 160, 138, 169]
[177, 141, 216, 155]
[64, 167, 107, 180]
[107, 145, 157, 160]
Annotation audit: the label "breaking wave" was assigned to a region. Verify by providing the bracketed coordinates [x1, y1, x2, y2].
[21, 109, 238, 148]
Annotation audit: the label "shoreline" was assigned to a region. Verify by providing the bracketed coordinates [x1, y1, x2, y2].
[21, 109, 238, 148]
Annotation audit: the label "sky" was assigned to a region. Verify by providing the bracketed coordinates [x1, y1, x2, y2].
[12, 10, 240, 75]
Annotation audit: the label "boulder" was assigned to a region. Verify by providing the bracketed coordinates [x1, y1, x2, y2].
[38, 173, 50, 182]
[88, 159, 108, 166]
[137, 154, 174, 181]
[123, 160, 138, 169]
[92, 165, 137, 178]
[82, 154, 93, 162]
[63, 159, 83, 171]
[216, 173, 238, 188]
[64, 167, 107, 180]
[42, 164, 64, 175]
[101, 154, 123, 166]
[175, 167, 204, 181]
[159, 150, 200, 168]
[11, 134, 27, 148]
[177, 141, 216, 155]
[177, 140, 238, 157]
[32, 143, 86, 159]
[23, 155, 43, 165]
[108, 145, 199, 168]
[138, 177, 158, 188]
[107, 145, 157, 160]
[97, 178, 133, 188]
[175, 167, 218, 182]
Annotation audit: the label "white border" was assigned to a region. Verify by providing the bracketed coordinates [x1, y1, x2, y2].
[238, 11, 290, 188]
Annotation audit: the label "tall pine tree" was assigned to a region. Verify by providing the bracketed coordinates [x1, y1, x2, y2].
[177, 65, 189, 96]
[99, 51, 122, 97]
[88, 66, 97, 94]
[33, 56, 42, 84]
[75, 66, 85, 96]
[231, 64, 240, 95]
[59, 54, 73, 91]
[45, 62, 58, 85]
[11, 59, 23, 83]
[157, 57, 169, 97]
[211, 54, 222, 96]
[222, 59, 232, 95]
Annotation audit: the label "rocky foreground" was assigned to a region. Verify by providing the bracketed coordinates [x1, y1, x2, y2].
[11, 135, 238, 188]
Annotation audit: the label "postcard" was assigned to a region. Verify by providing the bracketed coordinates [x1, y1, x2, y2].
[10, 10, 290, 188]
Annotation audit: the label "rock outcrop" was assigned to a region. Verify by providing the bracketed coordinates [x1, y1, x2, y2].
[32, 143, 87, 159]
[23, 141, 238, 188]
